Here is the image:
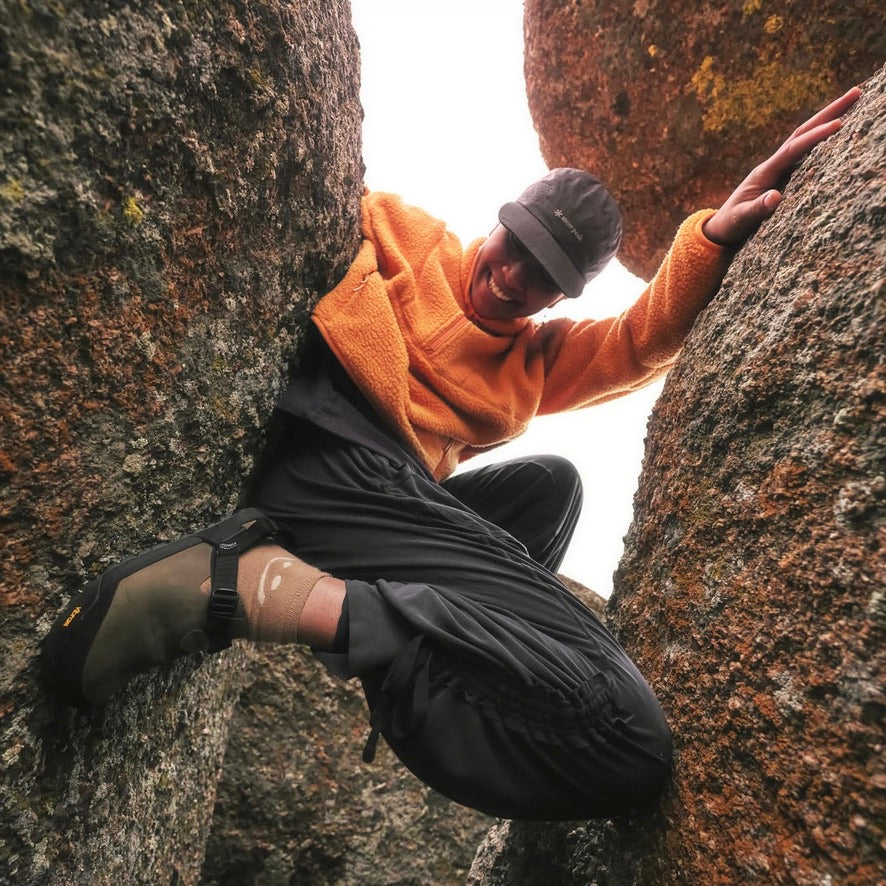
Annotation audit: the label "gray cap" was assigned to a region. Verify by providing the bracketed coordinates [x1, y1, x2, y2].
[498, 168, 622, 298]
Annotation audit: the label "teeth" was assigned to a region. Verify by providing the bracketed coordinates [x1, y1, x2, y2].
[489, 275, 514, 302]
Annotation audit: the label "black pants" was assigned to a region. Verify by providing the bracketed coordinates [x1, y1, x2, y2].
[251, 421, 671, 820]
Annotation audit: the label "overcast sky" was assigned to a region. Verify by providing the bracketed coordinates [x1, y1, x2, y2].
[349, 1, 664, 595]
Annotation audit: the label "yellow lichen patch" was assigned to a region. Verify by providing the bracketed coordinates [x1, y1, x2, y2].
[648, 44, 659, 57]
[0, 177, 25, 202]
[123, 195, 144, 226]
[690, 56, 725, 102]
[742, 0, 763, 15]
[764, 14, 784, 33]
[689, 56, 834, 132]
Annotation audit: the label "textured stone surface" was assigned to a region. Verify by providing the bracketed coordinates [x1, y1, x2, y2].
[0, 1, 362, 882]
[470, 64, 884, 886]
[201, 644, 493, 885]
[558, 574, 607, 619]
[523, 0, 884, 279]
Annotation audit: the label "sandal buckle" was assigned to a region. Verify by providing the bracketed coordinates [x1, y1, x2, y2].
[209, 585, 239, 621]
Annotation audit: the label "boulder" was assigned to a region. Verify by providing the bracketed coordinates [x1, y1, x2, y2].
[470, 63, 884, 886]
[523, 0, 884, 278]
[0, 1, 361, 882]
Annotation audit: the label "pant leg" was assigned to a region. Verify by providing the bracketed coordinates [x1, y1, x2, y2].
[251, 422, 671, 820]
[442, 455, 583, 573]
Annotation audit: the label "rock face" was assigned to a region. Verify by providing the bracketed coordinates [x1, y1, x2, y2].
[0, 1, 362, 882]
[470, 65, 884, 886]
[523, 0, 884, 279]
[201, 645, 492, 886]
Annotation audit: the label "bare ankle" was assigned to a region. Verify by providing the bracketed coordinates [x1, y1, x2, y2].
[297, 576, 347, 649]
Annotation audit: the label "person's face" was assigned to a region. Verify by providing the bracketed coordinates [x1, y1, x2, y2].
[468, 225, 566, 320]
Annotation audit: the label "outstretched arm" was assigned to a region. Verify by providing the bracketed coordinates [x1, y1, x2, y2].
[702, 86, 863, 247]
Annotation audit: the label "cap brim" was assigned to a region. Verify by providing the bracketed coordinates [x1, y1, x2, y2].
[498, 202, 585, 298]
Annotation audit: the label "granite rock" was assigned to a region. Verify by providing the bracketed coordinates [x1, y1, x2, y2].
[0, 1, 361, 882]
[523, 0, 884, 278]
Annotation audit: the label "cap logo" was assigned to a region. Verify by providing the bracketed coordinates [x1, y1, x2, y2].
[554, 208, 583, 242]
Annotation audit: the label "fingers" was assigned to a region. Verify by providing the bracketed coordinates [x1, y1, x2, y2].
[781, 118, 843, 164]
[792, 86, 862, 138]
[745, 189, 781, 228]
[760, 189, 782, 214]
[763, 87, 860, 178]
[765, 86, 862, 172]
[704, 87, 861, 248]
[703, 188, 780, 245]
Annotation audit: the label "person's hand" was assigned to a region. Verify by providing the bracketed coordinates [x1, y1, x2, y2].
[702, 86, 863, 247]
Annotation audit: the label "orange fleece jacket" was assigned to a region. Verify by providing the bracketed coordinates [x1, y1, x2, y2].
[312, 191, 732, 480]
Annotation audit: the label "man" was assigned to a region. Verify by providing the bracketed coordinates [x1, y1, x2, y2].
[43, 88, 861, 820]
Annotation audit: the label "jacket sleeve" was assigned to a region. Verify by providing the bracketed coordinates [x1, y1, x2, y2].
[536, 210, 733, 415]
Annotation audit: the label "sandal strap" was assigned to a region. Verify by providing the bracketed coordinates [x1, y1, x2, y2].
[199, 510, 280, 650]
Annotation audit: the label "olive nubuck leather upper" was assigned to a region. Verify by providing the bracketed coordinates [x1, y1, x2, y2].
[313, 191, 732, 480]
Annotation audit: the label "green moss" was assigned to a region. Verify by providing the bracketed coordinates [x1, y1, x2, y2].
[210, 393, 229, 418]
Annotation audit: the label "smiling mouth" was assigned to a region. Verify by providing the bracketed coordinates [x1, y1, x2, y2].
[489, 274, 518, 304]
